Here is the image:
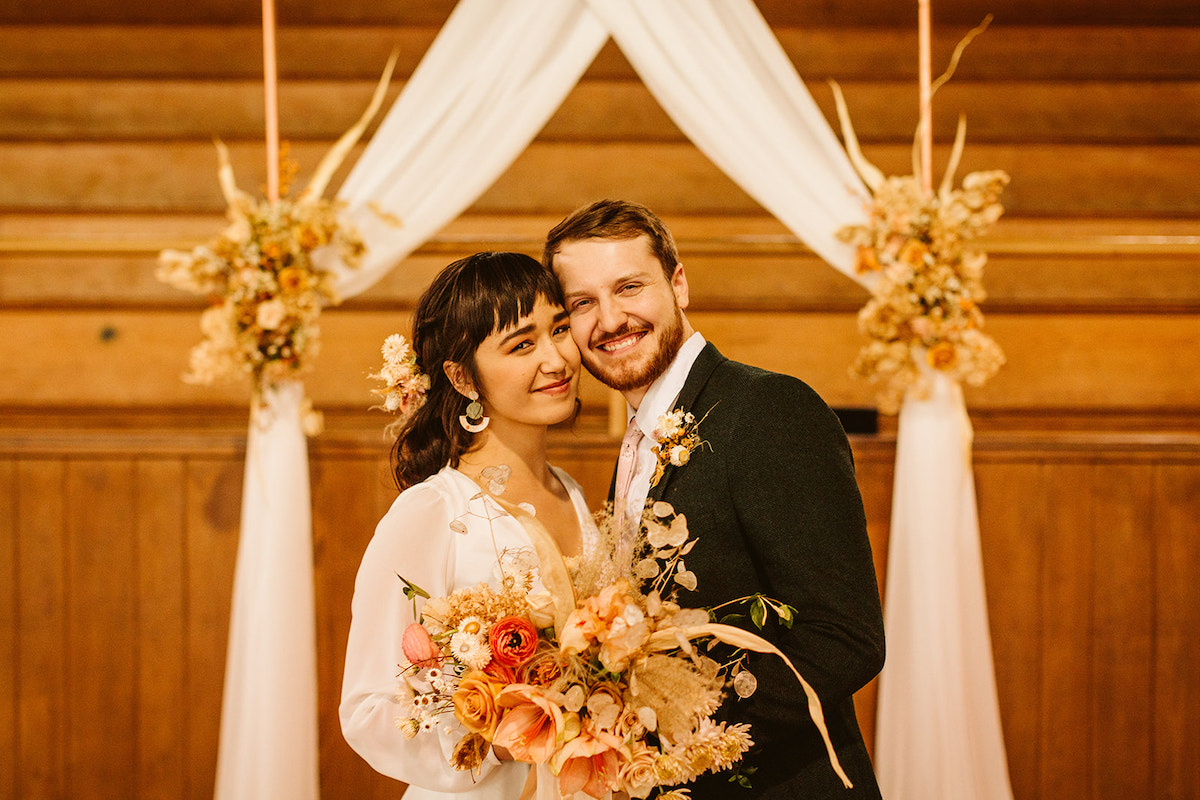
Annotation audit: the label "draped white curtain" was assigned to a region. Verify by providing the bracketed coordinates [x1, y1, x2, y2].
[213, 2, 1012, 800]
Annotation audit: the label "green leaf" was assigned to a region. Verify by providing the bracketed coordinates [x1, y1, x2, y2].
[776, 602, 795, 628]
[750, 597, 767, 629]
[396, 573, 431, 600]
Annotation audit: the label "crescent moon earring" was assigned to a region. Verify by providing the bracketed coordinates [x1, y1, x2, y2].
[459, 391, 489, 433]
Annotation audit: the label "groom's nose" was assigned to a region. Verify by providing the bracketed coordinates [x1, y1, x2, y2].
[595, 294, 626, 333]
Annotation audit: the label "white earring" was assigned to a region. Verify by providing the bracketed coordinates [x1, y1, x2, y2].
[459, 390, 489, 433]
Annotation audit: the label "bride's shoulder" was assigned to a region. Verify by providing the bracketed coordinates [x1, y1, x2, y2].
[379, 467, 461, 524]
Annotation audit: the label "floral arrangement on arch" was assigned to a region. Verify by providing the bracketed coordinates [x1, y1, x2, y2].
[831, 19, 1008, 414]
[393, 485, 851, 799]
[156, 55, 398, 431]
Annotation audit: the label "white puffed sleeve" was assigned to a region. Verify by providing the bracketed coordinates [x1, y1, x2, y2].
[339, 481, 523, 796]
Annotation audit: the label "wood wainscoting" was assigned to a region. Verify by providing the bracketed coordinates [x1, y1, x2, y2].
[2, 416, 1197, 800]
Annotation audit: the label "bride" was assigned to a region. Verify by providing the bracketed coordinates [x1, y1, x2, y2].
[340, 251, 605, 800]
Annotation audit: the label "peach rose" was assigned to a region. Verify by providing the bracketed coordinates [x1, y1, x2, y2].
[451, 670, 505, 741]
[617, 743, 660, 799]
[401, 622, 442, 668]
[491, 684, 564, 764]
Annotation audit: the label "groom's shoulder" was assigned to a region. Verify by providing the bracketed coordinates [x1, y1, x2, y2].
[707, 356, 825, 408]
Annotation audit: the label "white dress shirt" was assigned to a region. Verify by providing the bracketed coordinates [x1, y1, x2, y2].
[618, 332, 707, 524]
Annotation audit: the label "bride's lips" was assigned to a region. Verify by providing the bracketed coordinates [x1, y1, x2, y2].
[534, 378, 573, 396]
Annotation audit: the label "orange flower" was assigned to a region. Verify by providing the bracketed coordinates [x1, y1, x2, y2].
[855, 245, 882, 274]
[926, 342, 958, 370]
[898, 239, 931, 269]
[401, 622, 441, 668]
[492, 684, 564, 764]
[559, 606, 605, 655]
[451, 670, 506, 741]
[277, 267, 304, 292]
[520, 643, 566, 687]
[552, 728, 628, 799]
[489, 616, 539, 669]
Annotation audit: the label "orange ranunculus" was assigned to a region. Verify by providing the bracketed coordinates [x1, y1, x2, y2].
[489, 616, 539, 669]
[451, 670, 506, 741]
[552, 728, 628, 799]
[401, 622, 442, 668]
[926, 341, 958, 370]
[491, 684, 564, 764]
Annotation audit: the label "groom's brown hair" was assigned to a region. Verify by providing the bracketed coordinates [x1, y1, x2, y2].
[542, 198, 679, 281]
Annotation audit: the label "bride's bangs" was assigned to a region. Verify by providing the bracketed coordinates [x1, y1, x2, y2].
[461, 252, 565, 342]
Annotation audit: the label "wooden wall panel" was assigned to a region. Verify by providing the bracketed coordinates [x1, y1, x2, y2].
[975, 461, 1043, 800]
[183, 458, 241, 800]
[4, 140, 1200, 216]
[310, 455, 402, 800]
[66, 460, 138, 795]
[3, 309, 1199, 416]
[1152, 465, 1200, 800]
[1091, 464, 1155, 800]
[2, 429, 1200, 800]
[15, 459, 67, 798]
[134, 459, 188, 800]
[0, 460, 14, 799]
[1038, 462, 1094, 798]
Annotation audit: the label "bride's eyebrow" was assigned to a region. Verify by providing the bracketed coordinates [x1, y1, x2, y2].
[497, 323, 536, 346]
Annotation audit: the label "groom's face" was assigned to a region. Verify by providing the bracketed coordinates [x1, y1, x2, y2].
[552, 235, 690, 395]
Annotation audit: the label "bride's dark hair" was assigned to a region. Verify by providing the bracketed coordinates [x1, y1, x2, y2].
[391, 251, 567, 490]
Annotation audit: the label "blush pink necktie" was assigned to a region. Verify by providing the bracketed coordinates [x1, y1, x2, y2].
[613, 417, 644, 531]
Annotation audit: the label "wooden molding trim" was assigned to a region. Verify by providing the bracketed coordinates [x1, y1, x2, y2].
[4, 232, 1199, 257]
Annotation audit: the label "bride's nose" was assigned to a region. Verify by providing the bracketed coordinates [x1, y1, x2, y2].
[540, 339, 569, 373]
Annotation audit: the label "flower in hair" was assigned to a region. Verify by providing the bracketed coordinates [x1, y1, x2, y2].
[371, 333, 430, 424]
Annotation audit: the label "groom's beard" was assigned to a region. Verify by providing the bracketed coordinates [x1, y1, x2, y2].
[583, 304, 685, 393]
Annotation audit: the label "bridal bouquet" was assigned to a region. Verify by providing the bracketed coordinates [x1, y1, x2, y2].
[392, 484, 849, 799]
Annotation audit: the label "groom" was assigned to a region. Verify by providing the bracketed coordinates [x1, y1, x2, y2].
[543, 200, 885, 799]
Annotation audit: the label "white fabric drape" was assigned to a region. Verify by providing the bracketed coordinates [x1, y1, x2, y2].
[334, 0, 611, 297]
[215, 381, 318, 800]
[587, 0, 867, 274]
[214, 3, 1012, 800]
[875, 371, 1014, 800]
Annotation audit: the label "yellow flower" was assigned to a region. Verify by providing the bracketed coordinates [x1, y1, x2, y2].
[926, 342, 958, 370]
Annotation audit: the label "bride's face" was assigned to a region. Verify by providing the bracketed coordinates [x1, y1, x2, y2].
[469, 297, 581, 430]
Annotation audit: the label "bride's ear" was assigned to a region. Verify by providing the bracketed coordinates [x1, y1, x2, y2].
[443, 361, 473, 397]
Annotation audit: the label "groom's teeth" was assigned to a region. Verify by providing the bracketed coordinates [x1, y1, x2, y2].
[601, 335, 640, 353]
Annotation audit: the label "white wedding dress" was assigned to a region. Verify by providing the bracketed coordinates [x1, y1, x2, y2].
[340, 465, 602, 800]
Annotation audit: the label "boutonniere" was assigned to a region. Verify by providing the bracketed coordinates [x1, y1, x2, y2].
[649, 406, 713, 487]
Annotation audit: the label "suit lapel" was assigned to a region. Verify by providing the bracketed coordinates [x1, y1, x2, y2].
[647, 342, 726, 502]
